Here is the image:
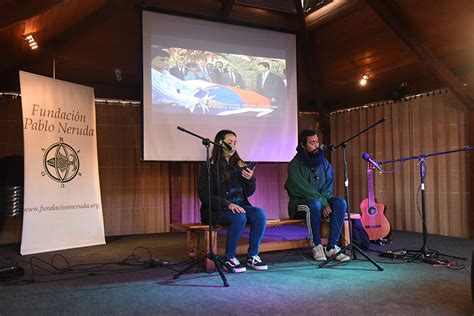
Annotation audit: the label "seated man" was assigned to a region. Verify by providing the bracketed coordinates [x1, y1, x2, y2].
[285, 130, 350, 262]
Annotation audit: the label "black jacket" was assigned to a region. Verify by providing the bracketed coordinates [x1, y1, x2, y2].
[198, 159, 256, 224]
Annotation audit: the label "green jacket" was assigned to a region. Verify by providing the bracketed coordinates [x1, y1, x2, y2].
[285, 154, 334, 217]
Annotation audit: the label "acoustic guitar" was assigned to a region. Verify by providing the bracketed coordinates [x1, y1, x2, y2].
[359, 163, 391, 240]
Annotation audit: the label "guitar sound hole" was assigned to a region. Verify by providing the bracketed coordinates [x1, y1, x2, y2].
[368, 207, 377, 216]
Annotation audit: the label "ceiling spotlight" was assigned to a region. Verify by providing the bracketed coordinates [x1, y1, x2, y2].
[359, 74, 369, 86]
[24, 33, 38, 50]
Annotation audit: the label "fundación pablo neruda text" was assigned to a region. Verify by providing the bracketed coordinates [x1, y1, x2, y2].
[24, 103, 95, 136]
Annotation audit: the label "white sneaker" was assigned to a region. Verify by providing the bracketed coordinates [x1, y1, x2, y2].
[312, 244, 327, 261]
[325, 245, 351, 262]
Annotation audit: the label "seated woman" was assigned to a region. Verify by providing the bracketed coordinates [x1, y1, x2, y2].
[197, 129, 268, 272]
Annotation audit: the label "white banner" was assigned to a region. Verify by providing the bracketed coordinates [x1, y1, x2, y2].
[20, 71, 105, 255]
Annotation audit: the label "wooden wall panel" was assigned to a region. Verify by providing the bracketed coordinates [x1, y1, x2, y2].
[0, 98, 23, 158]
[0, 99, 290, 244]
[2, 92, 469, 243]
[96, 103, 170, 237]
[170, 162, 201, 225]
[470, 111, 474, 239]
[0, 98, 23, 243]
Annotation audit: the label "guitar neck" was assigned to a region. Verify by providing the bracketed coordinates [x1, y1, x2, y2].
[367, 165, 376, 207]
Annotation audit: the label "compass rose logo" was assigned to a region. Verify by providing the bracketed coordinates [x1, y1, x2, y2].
[42, 138, 80, 185]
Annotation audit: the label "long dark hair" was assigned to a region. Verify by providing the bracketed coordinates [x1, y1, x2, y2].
[211, 129, 244, 181]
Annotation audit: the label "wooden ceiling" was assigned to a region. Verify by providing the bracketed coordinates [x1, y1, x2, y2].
[0, 0, 473, 111]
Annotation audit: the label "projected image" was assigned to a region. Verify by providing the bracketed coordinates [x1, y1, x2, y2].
[142, 10, 297, 161]
[151, 46, 287, 117]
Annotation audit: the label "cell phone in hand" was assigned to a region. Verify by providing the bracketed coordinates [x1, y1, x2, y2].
[246, 162, 257, 170]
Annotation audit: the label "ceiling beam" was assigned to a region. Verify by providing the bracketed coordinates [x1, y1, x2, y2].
[0, 0, 115, 74]
[220, 0, 235, 17]
[365, 0, 474, 111]
[294, 0, 329, 133]
[0, 0, 68, 32]
[305, 0, 364, 31]
[294, 0, 307, 35]
[46, 0, 116, 50]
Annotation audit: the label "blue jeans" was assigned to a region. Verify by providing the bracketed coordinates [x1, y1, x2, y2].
[218, 206, 267, 259]
[293, 197, 346, 248]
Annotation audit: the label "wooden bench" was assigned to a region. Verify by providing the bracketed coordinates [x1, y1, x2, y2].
[171, 213, 360, 270]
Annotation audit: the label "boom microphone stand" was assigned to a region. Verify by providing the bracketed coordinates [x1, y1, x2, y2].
[173, 126, 233, 287]
[377, 146, 473, 264]
[319, 118, 384, 270]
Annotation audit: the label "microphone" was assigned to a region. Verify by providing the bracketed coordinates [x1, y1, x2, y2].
[362, 153, 383, 172]
[319, 144, 335, 151]
[219, 140, 233, 151]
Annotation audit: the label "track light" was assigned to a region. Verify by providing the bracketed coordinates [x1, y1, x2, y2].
[24, 33, 38, 50]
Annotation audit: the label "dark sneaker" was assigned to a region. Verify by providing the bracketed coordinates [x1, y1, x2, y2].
[225, 257, 246, 273]
[247, 255, 268, 270]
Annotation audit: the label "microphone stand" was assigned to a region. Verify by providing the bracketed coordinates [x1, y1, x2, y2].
[377, 146, 473, 264]
[319, 118, 385, 270]
[173, 126, 233, 287]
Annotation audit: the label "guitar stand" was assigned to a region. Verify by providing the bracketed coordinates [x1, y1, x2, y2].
[376, 147, 473, 265]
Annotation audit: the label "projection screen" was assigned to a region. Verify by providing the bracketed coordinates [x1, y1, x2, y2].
[142, 10, 298, 161]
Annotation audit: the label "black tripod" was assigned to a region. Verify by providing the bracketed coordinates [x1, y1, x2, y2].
[173, 126, 233, 287]
[319, 119, 384, 270]
[377, 147, 473, 264]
